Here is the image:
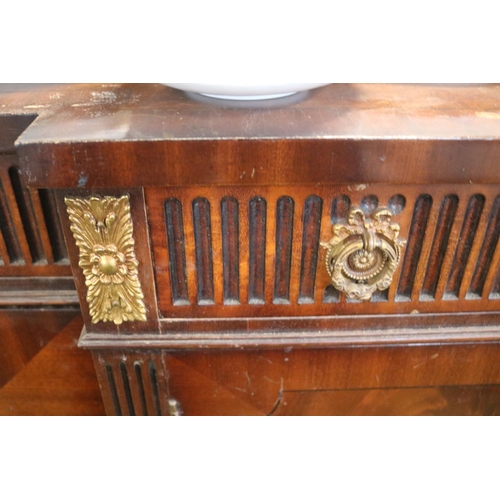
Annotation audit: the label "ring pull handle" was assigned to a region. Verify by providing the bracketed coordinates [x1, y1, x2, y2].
[321, 207, 407, 301]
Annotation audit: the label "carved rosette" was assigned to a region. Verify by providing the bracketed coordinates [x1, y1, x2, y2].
[65, 195, 147, 325]
[321, 207, 407, 301]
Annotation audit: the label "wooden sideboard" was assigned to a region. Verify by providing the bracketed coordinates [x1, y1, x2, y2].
[2, 83, 500, 415]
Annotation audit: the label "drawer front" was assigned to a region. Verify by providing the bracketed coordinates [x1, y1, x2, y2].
[146, 184, 500, 319]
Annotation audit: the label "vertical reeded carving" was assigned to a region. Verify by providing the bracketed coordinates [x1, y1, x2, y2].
[299, 195, 323, 304]
[100, 359, 165, 416]
[105, 364, 122, 416]
[323, 284, 340, 303]
[9, 166, 46, 264]
[192, 197, 215, 305]
[0, 176, 24, 264]
[467, 195, 500, 299]
[39, 189, 68, 262]
[165, 198, 189, 306]
[444, 194, 485, 300]
[134, 362, 149, 416]
[274, 196, 294, 304]
[221, 197, 240, 305]
[420, 194, 459, 300]
[396, 194, 433, 301]
[148, 361, 162, 416]
[120, 361, 135, 416]
[65, 195, 147, 325]
[248, 196, 267, 304]
[361, 195, 379, 215]
[331, 195, 351, 224]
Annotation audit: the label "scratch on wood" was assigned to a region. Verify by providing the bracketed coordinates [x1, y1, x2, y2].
[348, 184, 369, 192]
[24, 104, 50, 109]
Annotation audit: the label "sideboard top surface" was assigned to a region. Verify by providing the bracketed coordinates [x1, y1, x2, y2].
[2, 83, 500, 188]
[1, 83, 500, 142]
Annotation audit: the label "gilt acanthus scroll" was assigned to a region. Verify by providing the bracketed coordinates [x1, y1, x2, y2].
[321, 207, 406, 301]
[65, 195, 147, 325]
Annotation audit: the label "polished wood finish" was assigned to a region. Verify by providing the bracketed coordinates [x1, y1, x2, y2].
[164, 343, 500, 416]
[3, 83, 500, 415]
[0, 316, 104, 416]
[0, 309, 78, 387]
[273, 386, 500, 416]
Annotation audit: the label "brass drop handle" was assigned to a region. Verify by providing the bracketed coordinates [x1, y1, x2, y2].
[321, 207, 406, 301]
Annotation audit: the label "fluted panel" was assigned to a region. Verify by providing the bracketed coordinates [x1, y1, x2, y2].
[274, 196, 294, 304]
[192, 197, 215, 305]
[420, 195, 459, 300]
[38, 189, 68, 263]
[248, 196, 267, 304]
[396, 194, 433, 301]
[97, 357, 167, 416]
[9, 167, 46, 264]
[147, 185, 500, 319]
[221, 196, 240, 305]
[0, 176, 24, 264]
[165, 198, 189, 305]
[444, 194, 485, 300]
[467, 196, 500, 299]
[299, 195, 323, 304]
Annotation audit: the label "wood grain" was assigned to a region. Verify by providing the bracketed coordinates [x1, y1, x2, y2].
[0, 309, 78, 387]
[272, 386, 500, 416]
[0, 316, 104, 416]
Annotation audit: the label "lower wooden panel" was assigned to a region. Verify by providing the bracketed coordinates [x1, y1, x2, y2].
[0, 309, 78, 387]
[162, 343, 500, 415]
[273, 385, 500, 416]
[0, 316, 104, 416]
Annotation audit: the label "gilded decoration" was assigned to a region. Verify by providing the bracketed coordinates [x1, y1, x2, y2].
[65, 195, 147, 325]
[321, 207, 407, 301]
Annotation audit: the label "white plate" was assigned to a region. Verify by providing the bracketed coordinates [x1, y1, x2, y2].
[163, 83, 330, 100]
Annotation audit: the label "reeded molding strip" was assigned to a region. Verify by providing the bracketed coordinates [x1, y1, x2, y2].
[192, 197, 215, 305]
[248, 196, 267, 304]
[299, 195, 323, 304]
[65, 195, 147, 325]
[165, 198, 189, 306]
[221, 196, 240, 305]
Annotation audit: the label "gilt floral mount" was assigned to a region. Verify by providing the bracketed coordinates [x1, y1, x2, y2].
[65, 195, 147, 325]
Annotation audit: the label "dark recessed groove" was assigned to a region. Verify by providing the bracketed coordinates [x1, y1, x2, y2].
[221, 196, 240, 305]
[38, 189, 68, 263]
[330, 195, 351, 224]
[192, 197, 215, 305]
[396, 194, 433, 301]
[9, 166, 46, 264]
[388, 194, 406, 215]
[0, 176, 25, 264]
[273, 196, 294, 304]
[420, 194, 459, 301]
[444, 194, 485, 300]
[298, 195, 323, 304]
[466, 195, 500, 299]
[361, 195, 378, 215]
[105, 364, 122, 416]
[248, 197, 266, 305]
[119, 361, 135, 416]
[323, 285, 340, 303]
[134, 362, 149, 416]
[148, 361, 162, 416]
[165, 198, 189, 306]
[371, 289, 389, 302]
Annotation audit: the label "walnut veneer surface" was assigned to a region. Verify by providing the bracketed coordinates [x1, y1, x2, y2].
[2, 83, 500, 415]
